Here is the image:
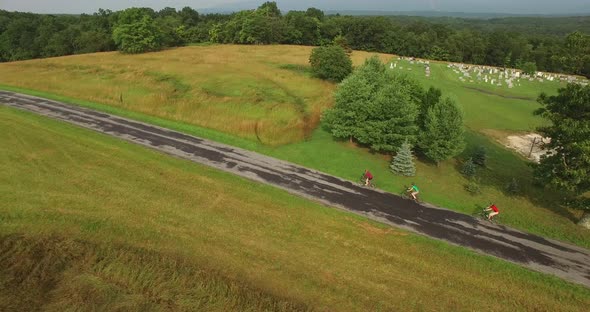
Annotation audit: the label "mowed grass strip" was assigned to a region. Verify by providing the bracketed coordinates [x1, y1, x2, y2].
[1, 107, 589, 311]
[0, 45, 335, 145]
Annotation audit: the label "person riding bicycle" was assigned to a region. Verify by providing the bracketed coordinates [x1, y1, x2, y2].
[363, 169, 374, 186]
[484, 203, 499, 220]
[407, 182, 419, 200]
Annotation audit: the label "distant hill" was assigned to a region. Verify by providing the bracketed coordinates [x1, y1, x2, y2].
[198, 0, 590, 17]
[198, 6, 590, 18]
[323, 10, 590, 18]
[196, 6, 590, 36]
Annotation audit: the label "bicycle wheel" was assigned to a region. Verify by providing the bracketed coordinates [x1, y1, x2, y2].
[476, 210, 495, 223]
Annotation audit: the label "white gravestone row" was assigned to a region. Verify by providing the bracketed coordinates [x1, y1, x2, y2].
[390, 58, 431, 77]
[394, 59, 588, 87]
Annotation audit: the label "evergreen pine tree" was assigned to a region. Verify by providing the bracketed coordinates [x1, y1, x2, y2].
[461, 157, 477, 177]
[390, 141, 416, 176]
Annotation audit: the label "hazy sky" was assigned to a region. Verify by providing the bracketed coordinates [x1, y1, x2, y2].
[1, 0, 589, 14]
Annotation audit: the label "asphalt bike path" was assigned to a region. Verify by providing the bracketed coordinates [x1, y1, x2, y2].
[2, 90, 590, 288]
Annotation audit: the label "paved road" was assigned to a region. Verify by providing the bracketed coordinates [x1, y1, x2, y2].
[2, 90, 590, 288]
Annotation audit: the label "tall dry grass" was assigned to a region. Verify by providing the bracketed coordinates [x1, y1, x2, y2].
[0, 45, 338, 145]
[0, 234, 309, 311]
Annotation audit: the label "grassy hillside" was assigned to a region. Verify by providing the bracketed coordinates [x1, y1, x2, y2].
[0, 45, 560, 138]
[0, 45, 335, 145]
[2, 106, 589, 311]
[1, 45, 589, 250]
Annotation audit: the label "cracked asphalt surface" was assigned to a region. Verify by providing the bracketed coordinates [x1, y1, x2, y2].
[2, 90, 589, 288]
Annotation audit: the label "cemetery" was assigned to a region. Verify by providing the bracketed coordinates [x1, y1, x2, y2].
[390, 57, 589, 91]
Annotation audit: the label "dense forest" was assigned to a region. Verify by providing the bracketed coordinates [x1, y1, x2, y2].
[1, 2, 589, 77]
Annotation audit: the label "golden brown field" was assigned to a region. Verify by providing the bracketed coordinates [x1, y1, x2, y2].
[0, 45, 384, 145]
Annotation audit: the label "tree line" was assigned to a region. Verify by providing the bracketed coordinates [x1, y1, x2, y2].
[1, 2, 589, 77]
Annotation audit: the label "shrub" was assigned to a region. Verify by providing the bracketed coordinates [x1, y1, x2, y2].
[309, 45, 352, 82]
[472, 146, 487, 167]
[465, 178, 481, 195]
[333, 35, 352, 54]
[507, 178, 520, 195]
[521, 61, 538, 75]
[461, 158, 477, 177]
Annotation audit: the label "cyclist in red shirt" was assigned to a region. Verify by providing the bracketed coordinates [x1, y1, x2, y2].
[485, 203, 499, 220]
[363, 169, 374, 186]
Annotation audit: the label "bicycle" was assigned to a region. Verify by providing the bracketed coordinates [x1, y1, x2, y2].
[358, 174, 377, 189]
[473, 204, 499, 223]
[401, 185, 421, 203]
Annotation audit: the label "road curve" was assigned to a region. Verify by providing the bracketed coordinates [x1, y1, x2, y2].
[2, 90, 590, 288]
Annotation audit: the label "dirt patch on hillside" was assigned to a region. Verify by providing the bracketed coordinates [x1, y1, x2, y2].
[506, 133, 548, 162]
[482, 129, 550, 162]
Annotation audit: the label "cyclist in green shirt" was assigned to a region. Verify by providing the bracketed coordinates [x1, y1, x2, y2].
[407, 183, 419, 200]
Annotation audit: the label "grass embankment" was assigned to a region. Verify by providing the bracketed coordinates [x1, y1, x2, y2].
[0, 45, 334, 145]
[1, 45, 588, 249]
[2, 106, 590, 311]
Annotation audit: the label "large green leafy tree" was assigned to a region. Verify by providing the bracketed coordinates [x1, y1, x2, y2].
[112, 8, 163, 54]
[323, 56, 421, 153]
[0, 16, 38, 61]
[322, 56, 385, 143]
[354, 75, 420, 152]
[284, 11, 321, 45]
[322, 69, 372, 142]
[419, 87, 442, 128]
[309, 45, 352, 82]
[562, 32, 590, 77]
[534, 84, 590, 228]
[419, 98, 465, 164]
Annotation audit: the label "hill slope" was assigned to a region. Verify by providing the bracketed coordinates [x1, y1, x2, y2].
[2, 106, 590, 311]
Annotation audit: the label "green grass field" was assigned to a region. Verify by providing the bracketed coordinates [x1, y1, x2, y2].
[2, 106, 589, 311]
[383, 58, 557, 132]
